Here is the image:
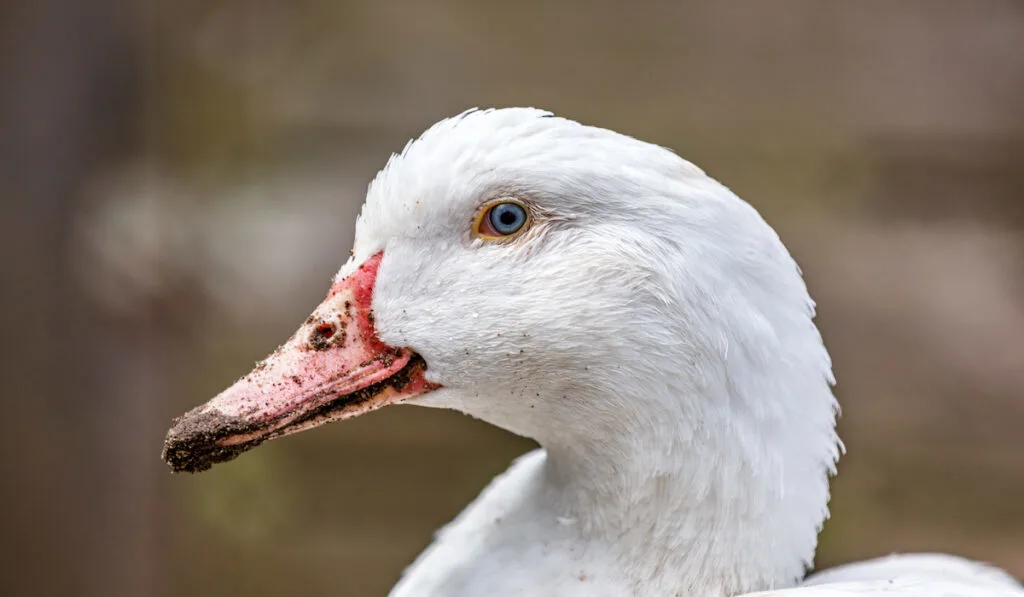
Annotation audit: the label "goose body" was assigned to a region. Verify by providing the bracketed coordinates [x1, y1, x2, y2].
[164, 108, 1023, 596]
[392, 450, 1021, 596]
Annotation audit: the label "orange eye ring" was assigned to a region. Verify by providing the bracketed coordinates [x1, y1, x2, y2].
[473, 199, 532, 241]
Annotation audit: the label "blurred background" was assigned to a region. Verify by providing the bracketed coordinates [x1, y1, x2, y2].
[2, 1, 1023, 595]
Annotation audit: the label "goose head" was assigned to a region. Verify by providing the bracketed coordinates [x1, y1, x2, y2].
[164, 108, 840, 591]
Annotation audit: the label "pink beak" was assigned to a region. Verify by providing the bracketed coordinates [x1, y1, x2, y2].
[162, 252, 439, 473]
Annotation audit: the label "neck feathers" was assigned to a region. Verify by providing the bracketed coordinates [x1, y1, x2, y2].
[541, 376, 838, 594]
[538, 254, 840, 594]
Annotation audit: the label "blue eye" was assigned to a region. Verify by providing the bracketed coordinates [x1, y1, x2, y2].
[486, 202, 528, 236]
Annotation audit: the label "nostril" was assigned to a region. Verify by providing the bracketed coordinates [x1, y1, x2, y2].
[309, 323, 337, 350]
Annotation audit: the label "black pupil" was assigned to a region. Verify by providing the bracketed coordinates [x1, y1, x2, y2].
[491, 203, 524, 234]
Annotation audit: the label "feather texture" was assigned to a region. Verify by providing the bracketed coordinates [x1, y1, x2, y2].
[326, 108, 1021, 597]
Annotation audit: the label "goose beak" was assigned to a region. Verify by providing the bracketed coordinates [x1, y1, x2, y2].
[162, 252, 439, 473]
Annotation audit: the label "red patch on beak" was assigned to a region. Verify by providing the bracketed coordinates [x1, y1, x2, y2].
[162, 252, 439, 473]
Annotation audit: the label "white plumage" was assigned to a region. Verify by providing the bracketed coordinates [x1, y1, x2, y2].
[340, 108, 1021, 596]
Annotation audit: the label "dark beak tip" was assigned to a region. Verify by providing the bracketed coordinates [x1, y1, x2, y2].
[160, 408, 265, 474]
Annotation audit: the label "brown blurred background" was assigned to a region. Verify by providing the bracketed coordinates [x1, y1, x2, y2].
[2, 1, 1023, 595]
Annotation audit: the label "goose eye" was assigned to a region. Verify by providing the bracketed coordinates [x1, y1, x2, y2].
[476, 201, 530, 239]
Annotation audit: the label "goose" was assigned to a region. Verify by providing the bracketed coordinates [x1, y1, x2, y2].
[162, 108, 1023, 597]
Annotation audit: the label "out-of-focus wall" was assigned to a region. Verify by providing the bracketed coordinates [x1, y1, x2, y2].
[2, 1, 1022, 596]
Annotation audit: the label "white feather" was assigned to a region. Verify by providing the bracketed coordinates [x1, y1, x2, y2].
[331, 108, 1021, 596]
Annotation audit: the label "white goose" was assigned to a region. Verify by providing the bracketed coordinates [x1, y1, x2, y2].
[163, 108, 1023, 597]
